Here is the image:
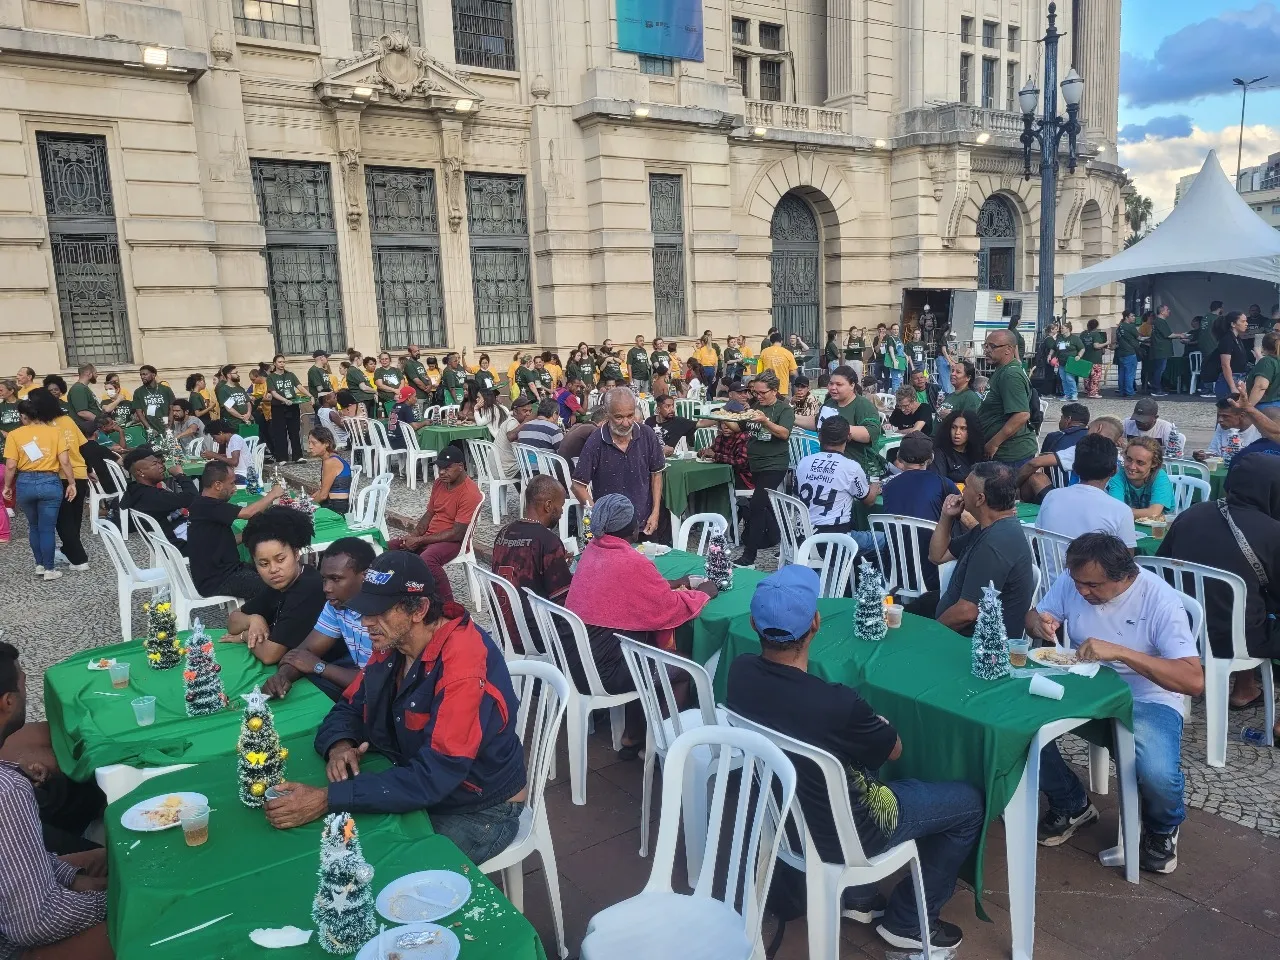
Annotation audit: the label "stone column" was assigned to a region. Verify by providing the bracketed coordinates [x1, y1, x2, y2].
[1077, 0, 1120, 163]
[826, 0, 867, 110]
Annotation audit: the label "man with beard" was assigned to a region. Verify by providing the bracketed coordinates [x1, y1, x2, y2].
[133, 365, 175, 433]
[571, 387, 666, 539]
[65, 365, 101, 436]
[214, 364, 255, 431]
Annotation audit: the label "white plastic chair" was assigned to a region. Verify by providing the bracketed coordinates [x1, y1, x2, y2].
[88, 472, 122, 524]
[346, 417, 377, 476]
[1187, 350, 1203, 395]
[578, 726, 797, 960]
[125, 509, 179, 572]
[366, 419, 407, 478]
[674, 398, 700, 420]
[468, 437, 520, 525]
[867, 513, 937, 601]
[880, 437, 902, 465]
[675, 513, 728, 556]
[766, 488, 814, 567]
[1137, 556, 1276, 766]
[530, 449, 580, 554]
[795, 532, 860, 598]
[347, 473, 392, 541]
[477, 659, 571, 959]
[397, 422, 437, 489]
[103, 459, 132, 537]
[1023, 527, 1074, 605]
[1169, 474, 1210, 513]
[619, 638, 731, 884]
[724, 708, 935, 960]
[788, 430, 819, 468]
[1045, 463, 1072, 490]
[523, 590, 640, 805]
[143, 531, 239, 630]
[875, 391, 897, 412]
[443, 492, 486, 607]
[693, 426, 716, 451]
[420, 404, 443, 422]
[512, 441, 540, 491]
[92, 519, 168, 643]
[182, 437, 203, 457]
[472, 565, 547, 663]
[250, 441, 267, 485]
[1166, 458, 1210, 484]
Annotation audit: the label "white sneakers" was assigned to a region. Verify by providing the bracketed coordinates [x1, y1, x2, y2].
[43, 569, 63, 581]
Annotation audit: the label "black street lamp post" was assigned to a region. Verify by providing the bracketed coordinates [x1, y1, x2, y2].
[1019, 2, 1083, 338]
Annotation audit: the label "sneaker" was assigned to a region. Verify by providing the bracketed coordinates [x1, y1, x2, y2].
[876, 919, 964, 951]
[54, 549, 69, 566]
[68, 563, 90, 572]
[34, 565, 46, 577]
[1151, 391, 1168, 397]
[732, 551, 757, 568]
[1037, 802, 1099, 846]
[841, 891, 887, 923]
[43, 569, 63, 582]
[1139, 829, 1178, 874]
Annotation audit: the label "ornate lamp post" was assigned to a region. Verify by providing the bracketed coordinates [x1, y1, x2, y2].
[1019, 2, 1083, 338]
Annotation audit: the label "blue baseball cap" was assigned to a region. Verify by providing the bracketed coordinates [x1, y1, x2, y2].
[750, 565, 820, 643]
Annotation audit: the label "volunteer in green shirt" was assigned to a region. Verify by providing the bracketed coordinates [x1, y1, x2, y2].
[1246, 333, 1280, 410]
[626, 336, 652, 392]
[597, 352, 622, 384]
[935, 358, 982, 422]
[346, 357, 377, 416]
[471, 351, 497, 393]
[402, 345, 433, 400]
[265, 353, 309, 462]
[723, 337, 744, 382]
[1008, 320, 1028, 361]
[1051, 323, 1085, 401]
[66, 363, 102, 434]
[373, 352, 403, 412]
[1197, 305, 1223, 363]
[882, 324, 907, 389]
[798, 365, 885, 478]
[824, 331, 841, 372]
[1147, 304, 1178, 397]
[214, 364, 255, 431]
[978, 330, 1037, 463]
[307, 351, 332, 401]
[737, 370, 796, 566]
[1078, 319, 1107, 399]
[515, 356, 543, 400]
[760, 326, 779, 353]
[134, 365, 175, 432]
[1113, 310, 1140, 398]
[440, 352, 466, 405]
[650, 339, 671, 393]
[0, 378, 19, 446]
[186, 372, 216, 426]
[844, 328, 866, 379]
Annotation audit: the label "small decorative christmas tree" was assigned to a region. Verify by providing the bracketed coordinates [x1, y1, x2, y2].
[704, 532, 733, 590]
[971, 581, 1012, 681]
[854, 558, 888, 643]
[141, 599, 184, 670]
[312, 812, 378, 955]
[157, 428, 184, 464]
[580, 505, 593, 545]
[237, 686, 288, 807]
[183, 621, 229, 716]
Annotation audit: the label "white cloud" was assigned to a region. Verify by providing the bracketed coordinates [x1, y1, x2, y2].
[1117, 122, 1279, 223]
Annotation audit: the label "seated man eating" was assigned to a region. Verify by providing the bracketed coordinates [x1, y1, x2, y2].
[264, 553, 528, 865]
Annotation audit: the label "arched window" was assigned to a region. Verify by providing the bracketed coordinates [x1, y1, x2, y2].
[977, 195, 1018, 291]
[770, 193, 820, 347]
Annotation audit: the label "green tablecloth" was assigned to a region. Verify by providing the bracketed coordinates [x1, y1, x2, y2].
[228, 493, 386, 560]
[662, 458, 732, 518]
[178, 458, 205, 477]
[105, 734, 547, 960]
[654, 551, 768, 664]
[715, 599, 1134, 911]
[1210, 463, 1227, 500]
[44, 633, 333, 782]
[416, 424, 490, 453]
[237, 423, 260, 439]
[1017, 501, 1162, 555]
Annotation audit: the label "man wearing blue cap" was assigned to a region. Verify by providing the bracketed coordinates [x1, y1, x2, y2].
[727, 565, 983, 952]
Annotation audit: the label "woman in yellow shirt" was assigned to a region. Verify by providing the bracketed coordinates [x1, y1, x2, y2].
[51, 398, 90, 570]
[3, 387, 76, 577]
[507, 350, 523, 400]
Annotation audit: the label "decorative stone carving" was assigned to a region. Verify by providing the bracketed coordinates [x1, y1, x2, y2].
[531, 74, 551, 100]
[334, 111, 365, 230]
[441, 120, 466, 233]
[210, 31, 233, 65]
[924, 150, 946, 201]
[315, 34, 484, 112]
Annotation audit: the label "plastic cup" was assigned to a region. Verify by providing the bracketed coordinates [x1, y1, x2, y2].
[1149, 518, 1168, 540]
[180, 803, 210, 847]
[1008, 639, 1029, 668]
[1028, 673, 1065, 700]
[883, 602, 903, 629]
[687, 575, 707, 590]
[131, 696, 156, 726]
[264, 785, 292, 801]
[108, 661, 131, 689]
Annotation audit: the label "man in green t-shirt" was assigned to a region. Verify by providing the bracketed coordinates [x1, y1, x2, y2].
[1148, 304, 1178, 397]
[66, 363, 102, 435]
[627, 336, 652, 393]
[650, 338, 671, 392]
[345, 358, 377, 416]
[1246, 339, 1280, 407]
[441, 352, 466, 405]
[0, 378, 20, 447]
[214, 364, 255, 429]
[307, 351, 332, 402]
[978, 330, 1037, 463]
[373, 352, 403, 411]
[515, 356, 543, 400]
[738, 369, 796, 566]
[134, 364, 176, 432]
[402, 345, 433, 400]
[1113, 311, 1140, 398]
[265, 354, 309, 462]
[1050, 326, 1085, 401]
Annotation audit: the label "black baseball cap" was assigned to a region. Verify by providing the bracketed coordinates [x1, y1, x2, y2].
[724, 379, 748, 394]
[436, 445, 465, 469]
[896, 432, 934, 465]
[793, 375, 810, 388]
[347, 552, 438, 616]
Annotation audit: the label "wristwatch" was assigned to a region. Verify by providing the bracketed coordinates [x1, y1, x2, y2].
[312, 660, 326, 676]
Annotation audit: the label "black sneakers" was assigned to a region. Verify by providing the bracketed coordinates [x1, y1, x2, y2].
[840, 890, 886, 923]
[1139, 829, 1179, 874]
[1037, 802, 1100, 846]
[876, 918, 964, 951]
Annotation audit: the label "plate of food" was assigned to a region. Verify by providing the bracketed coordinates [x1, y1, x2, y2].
[355, 923, 460, 960]
[87, 657, 118, 671]
[635, 542, 671, 558]
[120, 792, 208, 832]
[704, 408, 756, 423]
[376, 870, 472, 924]
[1029, 646, 1079, 667]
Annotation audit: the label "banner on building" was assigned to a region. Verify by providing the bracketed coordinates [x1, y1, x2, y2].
[616, 0, 705, 62]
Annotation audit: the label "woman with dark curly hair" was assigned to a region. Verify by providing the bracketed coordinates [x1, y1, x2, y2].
[931, 408, 987, 484]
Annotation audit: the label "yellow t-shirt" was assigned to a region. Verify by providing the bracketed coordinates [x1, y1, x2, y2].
[4, 421, 68, 472]
[252, 381, 272, 420]
[328, 373, 344, 394]
[16, 384, 34, 399]
[760, 344, 799, 396]
[54, 414, 88, 480]
[545, 362, 564, 387]
[693, 344, 719, 371]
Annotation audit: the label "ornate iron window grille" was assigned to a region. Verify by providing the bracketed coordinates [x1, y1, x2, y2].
[977, 194, 1018, 291]
[350, 0, 420, 52]
[649, 174, 687, 339]
[466, 173, 532, 345]
[452, 0, 517, 71]
[770, 193, 821, 348]
[233, 0, 317, 45]
[366, 167, 447, 348]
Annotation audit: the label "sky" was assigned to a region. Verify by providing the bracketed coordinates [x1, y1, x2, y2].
[1117, 1, 1279, 223]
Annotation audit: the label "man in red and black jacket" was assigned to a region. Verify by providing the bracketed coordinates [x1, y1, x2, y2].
[264, 552, 527, 864]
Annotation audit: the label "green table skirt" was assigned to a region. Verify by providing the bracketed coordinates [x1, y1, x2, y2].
[178, 458, 205, 477]
[663, 458, 733, 518]
[715, 599, 1133, 912]
[229, 494, 385, 560]
[237, 422, 259, 438]
[655, 551, 768, 665]
[105, 734, 547, 960]
[416, 424, 490, 453]
[1210, 463, 1227, 500]
[44, 632, 333, 782]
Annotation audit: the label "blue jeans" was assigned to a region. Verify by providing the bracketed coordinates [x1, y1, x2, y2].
[889, 369, 903, 390]
[1058, 366, 1078, 400]
[430, 801, 524, 864]
[16, 471, 63, 569]
[1040, 699, 1185, 836]
[1147, 357, 1168, 393]
[935, 355, 951, 396]
[1214, 374, 1247, 400]
[1116, 354, 1137, 396]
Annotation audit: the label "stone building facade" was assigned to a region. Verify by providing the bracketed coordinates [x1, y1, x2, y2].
[0, 0, 1125, 382]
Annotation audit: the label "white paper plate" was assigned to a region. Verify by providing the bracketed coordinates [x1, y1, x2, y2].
[120, 792, 208, 832]
[1029, 647, 1078, 668]
[636, 542, 671, 558]
[87, 658, 118, 671]
[376, 870, 472, 923]
[355, 923, 459, 960]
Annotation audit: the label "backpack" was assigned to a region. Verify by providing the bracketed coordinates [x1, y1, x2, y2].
[1027, 384, 1045, 435]
[763, 859, 807, 957]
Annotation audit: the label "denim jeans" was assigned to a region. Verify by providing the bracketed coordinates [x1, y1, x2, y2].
[1058, 367, 1078, 400]
[935, 355, 951, 396]
[16, 471, 64, 569]
[1039, 699, 1185, 836]
[430, 801, 524, 864]
[1116, 354, 1137, 397]
[1214, 374, 1247, 400]
[1147, 357, 1168, 393]
[858, 778, 986, 935]
[889, 369, 903, 391]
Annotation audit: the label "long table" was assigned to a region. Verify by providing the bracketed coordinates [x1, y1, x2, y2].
[105, 734, 548, 960]
[654, 550, 768, 665]
[662, 457, 733, 519]
[229, 490, 386, 558]
[416, 423, 491, 454]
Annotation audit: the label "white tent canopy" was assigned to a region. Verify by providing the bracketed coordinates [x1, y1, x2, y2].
[1064, 150, 1280, 298]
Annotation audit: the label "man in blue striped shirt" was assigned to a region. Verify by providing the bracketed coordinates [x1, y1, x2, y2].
[516, 398, 565, 451]
[263, 537, 376, 700]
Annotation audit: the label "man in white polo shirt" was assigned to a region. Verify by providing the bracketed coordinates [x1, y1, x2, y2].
[1035, 434, 1137, 549]
[1024, 533, 1203, 874]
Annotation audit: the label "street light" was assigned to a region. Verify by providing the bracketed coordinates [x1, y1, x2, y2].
[1018, 3, 1083, 340]
[1232, 75, 1268, 184]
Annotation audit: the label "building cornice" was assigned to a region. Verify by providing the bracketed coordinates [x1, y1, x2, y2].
[0, 28, 206, 82]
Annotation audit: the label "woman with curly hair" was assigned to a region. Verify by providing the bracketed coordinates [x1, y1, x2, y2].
[931, 408, 986, 484]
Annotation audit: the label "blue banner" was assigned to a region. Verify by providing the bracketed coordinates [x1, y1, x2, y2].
[616, 0, 705, 62]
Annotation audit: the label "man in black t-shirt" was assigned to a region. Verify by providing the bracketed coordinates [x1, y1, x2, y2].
[726, 566, 982, 951]
[644, 394, 697, 454]
[120, 446, 198, 552]
[186, 461, 285, 600]
[490, 474, 574, 653]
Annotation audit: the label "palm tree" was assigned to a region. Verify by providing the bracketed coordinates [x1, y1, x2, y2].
[1125, 193, 1153, 236]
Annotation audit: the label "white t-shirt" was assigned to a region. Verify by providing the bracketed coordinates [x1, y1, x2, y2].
[1053, 444, 1122, 476]
[224, 433, 250, 479]
[1037, 482, 1138, 548]
[1123, 418, 1182, 455]
[794, 450, 870, 528]
[317, 407, 350, 447]
[1038, 568, 1199, 713]
[1207, 424, 1261, 457]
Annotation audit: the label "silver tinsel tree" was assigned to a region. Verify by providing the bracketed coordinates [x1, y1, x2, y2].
[312, 812, 377, 955]
[704, 532, 733, 590]
[971, 581, 1012, 681]
[183, 620, 229, 716]
[236, 686, 287, 808]
[854, 558, 887, 643]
